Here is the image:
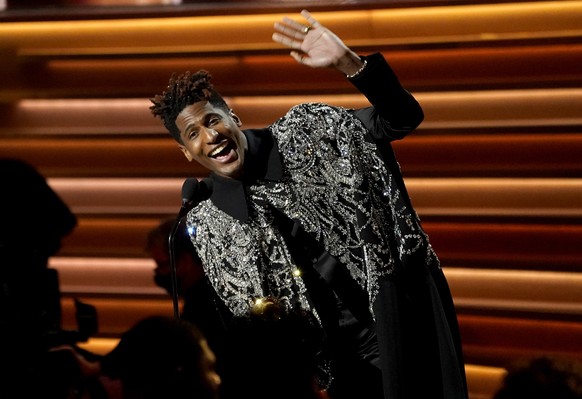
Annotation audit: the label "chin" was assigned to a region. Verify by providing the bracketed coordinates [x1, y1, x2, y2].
[218, 165, 243, 179]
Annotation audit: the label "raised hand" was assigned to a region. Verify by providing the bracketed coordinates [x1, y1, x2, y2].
[272, 9, 364, 75]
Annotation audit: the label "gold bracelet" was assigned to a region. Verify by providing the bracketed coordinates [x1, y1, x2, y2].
[345, 59, 368, 79]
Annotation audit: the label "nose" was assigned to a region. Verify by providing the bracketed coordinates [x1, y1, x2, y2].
[204, 127, 219, 141]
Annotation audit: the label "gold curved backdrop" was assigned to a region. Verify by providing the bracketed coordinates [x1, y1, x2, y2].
[1, 2, 581, 398]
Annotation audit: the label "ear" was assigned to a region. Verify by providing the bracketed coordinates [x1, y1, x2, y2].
[229, 110, 242, 127]
[178, 145, 193, 162]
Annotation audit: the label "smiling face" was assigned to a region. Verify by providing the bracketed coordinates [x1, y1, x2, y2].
[176, 101, 247, 180]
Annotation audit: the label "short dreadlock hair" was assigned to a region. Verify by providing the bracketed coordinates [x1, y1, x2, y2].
[150, 70, 230, 144]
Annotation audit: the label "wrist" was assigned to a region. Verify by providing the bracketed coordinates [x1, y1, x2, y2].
[345, 58, 367, 79]
[335, 51, 365, 77]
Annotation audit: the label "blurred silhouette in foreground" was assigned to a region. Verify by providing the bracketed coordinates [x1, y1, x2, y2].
[0, 158, 98, 398]
[494, 357, 582, 399]
[146, 218, 227, 357]
[100, 315, 221, 399]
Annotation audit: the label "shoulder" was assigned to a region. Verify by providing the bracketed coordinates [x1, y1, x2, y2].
[282, 102, 351, 120]
[268, 102, 357, 135]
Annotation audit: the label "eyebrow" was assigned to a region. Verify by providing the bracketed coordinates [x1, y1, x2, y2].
[184, 112, 221, 135]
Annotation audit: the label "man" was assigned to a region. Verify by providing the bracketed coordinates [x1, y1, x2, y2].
[45, 315, 222, 399]
[151, 10, 467, 399]
[146, 218, 203, 299]
[100, 316, 221, 399]
[493, 357, 582, 399]
[145, 218, 227, 357]
[0, 158, 100, 399]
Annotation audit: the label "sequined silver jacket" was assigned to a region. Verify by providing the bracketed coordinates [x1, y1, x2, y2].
[186, 53, 439, 321]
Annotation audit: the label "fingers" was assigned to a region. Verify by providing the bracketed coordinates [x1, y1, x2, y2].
[272, 9, 321, 42]
[290, 51, 303, 63]
[273, 18, 310, 43]
[300, 9, 321, 29]
[273, 22, 305, 41]
[272, 9, 324, 67]
[272, 32, 303, 50]
[282, 16, 311, 35]
[290, 51, 307, 65]
[272, 13, 312, 51]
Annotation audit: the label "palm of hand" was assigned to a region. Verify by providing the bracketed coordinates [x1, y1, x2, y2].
[301, 29, 349, 68]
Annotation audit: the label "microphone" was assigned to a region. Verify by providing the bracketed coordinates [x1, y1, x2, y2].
[178, 177, 199, 219]
[168, 177, 200, 319]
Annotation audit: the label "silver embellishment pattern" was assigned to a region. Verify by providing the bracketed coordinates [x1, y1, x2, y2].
[187, 102, 439, 319]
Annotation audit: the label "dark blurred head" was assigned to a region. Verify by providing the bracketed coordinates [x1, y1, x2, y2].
[0, 158, 77, 266]
[494, 357, 582, 399]
[146, 218, 204, 295]
[101, 316, 220, 399]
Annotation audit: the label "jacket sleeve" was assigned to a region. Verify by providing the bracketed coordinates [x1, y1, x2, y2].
[349, 52, 424, 141]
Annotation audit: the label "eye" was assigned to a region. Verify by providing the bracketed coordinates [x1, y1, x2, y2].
[208, 117, 220, 126]
[188, 129, 199, 140]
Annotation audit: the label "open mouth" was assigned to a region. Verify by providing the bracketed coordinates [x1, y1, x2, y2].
[208, 140, 234, 159]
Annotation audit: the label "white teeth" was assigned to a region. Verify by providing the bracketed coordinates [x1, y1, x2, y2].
[209, 142, 228, 157]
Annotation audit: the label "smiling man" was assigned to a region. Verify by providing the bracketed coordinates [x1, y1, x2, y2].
[175, 98, 247, 180]
[150, 10, 468, 399]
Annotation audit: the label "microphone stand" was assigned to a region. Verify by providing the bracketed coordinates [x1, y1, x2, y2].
[167, 177, 199, 319]
[168, 218, 182, 319]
